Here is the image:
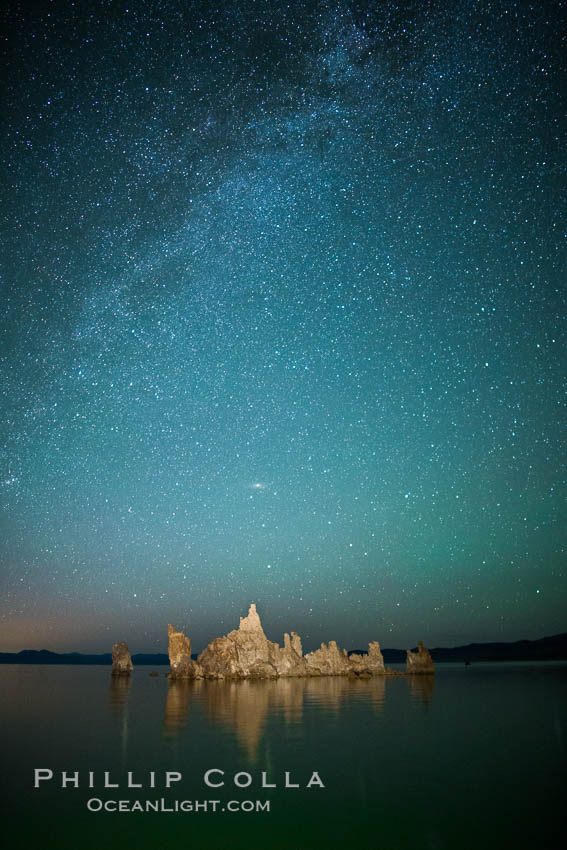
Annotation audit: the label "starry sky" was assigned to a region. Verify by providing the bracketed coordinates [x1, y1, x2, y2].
[1, 0, 565, 654]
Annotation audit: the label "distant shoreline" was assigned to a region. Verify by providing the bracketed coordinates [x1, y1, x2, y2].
[1, 633, 565, 664]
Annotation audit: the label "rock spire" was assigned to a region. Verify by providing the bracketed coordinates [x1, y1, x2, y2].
[167, 604, 416, 680]
[111, 641, 133, 675]
[406, 641, 435, 674]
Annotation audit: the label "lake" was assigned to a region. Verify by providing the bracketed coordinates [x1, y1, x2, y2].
[0, 662, 564, 849]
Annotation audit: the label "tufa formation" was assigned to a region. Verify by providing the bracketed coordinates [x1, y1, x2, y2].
[167, 624, 201, 679]
[165, 603, 431, 680]
[406, 640, 435, 674]
[111, 641, 133, 675]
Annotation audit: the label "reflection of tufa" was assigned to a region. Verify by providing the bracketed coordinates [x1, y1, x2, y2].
[162, 603, 434, 680]
[111, 641, 133, 676]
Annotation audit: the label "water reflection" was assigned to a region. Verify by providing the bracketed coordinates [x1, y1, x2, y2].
[203, 681, 272, 759]
[163, 679, 200, 734]
[108, 674, 131, 713]
[108, 674, 131, 759]
[367, 675, 387, 711]
[303, 676, 352, 711]
[407, 674, 435, 704]
[267, 678, 305, 724]
[303, 675, 387, 714]
[162, 676, 398, 754]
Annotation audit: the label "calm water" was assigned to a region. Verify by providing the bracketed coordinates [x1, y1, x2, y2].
[0, 662, 565, 849]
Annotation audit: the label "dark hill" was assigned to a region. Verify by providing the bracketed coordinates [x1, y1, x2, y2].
[372, 633, 567, 663]
[0, 649, 169, 665]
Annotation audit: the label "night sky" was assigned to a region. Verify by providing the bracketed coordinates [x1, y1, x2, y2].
[1, 0, 565, 654]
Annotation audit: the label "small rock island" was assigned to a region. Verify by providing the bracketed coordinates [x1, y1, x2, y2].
[165, 603, 434, 680]
[406, 640, 435, 674]
[111, 641, 133, 676]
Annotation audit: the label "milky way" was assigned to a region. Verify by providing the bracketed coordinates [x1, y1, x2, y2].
[1, 0, 565, 652]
